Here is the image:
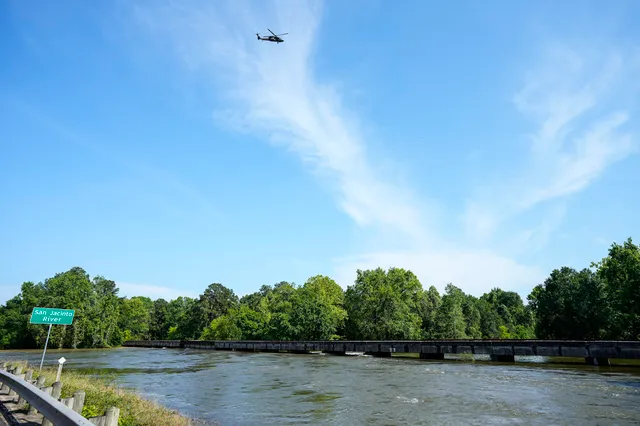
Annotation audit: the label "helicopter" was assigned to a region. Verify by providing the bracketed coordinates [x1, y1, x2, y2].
[256, 29, 288, 44]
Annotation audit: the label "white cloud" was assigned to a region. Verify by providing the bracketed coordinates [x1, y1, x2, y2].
[131, 0, 429, 241]
[116, 282, 197, 301]
[129, 1, 636, 298]
[464, 45, 639, 242]
[511, 205, 568, 254]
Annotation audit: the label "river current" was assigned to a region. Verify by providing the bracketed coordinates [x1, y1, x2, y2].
[2, 348, 640, 425]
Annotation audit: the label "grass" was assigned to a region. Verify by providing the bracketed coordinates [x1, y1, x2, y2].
[2, 360, 202, 426]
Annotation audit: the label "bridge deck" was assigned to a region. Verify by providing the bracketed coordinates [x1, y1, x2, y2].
[123, 339, 640, 361]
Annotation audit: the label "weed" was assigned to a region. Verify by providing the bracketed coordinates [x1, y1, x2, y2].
[2, 360, 199, 426]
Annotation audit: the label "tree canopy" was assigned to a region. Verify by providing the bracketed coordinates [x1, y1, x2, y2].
[1, 237, 638, 349]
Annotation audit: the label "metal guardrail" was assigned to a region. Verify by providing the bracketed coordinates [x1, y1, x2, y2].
[0, 369, 95, 426]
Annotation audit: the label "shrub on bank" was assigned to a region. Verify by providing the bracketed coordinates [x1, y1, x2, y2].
[2, 361, 197, 426]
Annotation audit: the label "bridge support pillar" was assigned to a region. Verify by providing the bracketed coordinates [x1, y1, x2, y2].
[585, 357, 610, 366]
[490, 355, 515, 363]
[369, 352, 392, 358]
[419, 353, 445, 360]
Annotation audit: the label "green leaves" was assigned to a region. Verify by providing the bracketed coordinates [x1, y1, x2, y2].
[2, 238, 638, 349]
[344, 268, 423, 340]
[291, 276, 347, 340]
[595, 238, 640, 339]
[528, 237, 639, 340]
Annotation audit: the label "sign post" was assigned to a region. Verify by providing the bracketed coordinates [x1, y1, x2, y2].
[29, 307, 75, 373]
[56, 357, 67, 382]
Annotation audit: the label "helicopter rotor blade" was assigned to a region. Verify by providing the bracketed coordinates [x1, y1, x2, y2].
[268, 29, 277, 36]
[276, 33, 288, 36]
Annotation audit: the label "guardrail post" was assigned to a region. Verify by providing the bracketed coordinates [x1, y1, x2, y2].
[73, 389, 86, 413]
[1, 368, 98, 426]
[52, 381, 63, 399]
[24, 369, 34, 382]
[62, 396, 75, 409]
[105, 406, 120, 426]
[42, 382, 62, 426]
[27, 400, 38, 415]
[9, 373, 26, 401]
[27, 375, 47, 415]
[41, 386, 54, 426]
[8, 366, 24, 397]
[17, 369, 34, 405]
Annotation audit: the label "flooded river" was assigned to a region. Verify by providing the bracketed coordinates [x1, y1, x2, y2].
[2, 348, 640, 425]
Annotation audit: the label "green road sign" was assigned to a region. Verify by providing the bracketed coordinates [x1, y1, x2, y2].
[30, 307, 75, 325]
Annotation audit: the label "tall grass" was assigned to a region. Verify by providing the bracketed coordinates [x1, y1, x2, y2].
[2, 360, 202, 426]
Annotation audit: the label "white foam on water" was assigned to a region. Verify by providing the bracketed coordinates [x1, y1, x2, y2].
[396, 395, 420, 404]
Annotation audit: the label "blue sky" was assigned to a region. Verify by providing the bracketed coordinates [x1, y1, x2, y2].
[1, 0, 639, 304]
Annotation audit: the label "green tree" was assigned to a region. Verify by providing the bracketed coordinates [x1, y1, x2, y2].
[529, 267, 607, 339]
[150, 298, 170, 340]
[462, 295, 482, 338]
[264, 281, 298, 340]
[189, 283, 239, 337]
[39, 267, 94, 348]
[344, 268, 423, 340]
[498, 325, 511, 339]
[418, 286, 441, 338]
[476, 298, 501, 338]
[480, 288, 533, 338]
[593, 238, 640, 339]
[0, 293, 35, 349]
[118, 296, 153, 340]
[434, 284, 467, 339]
[166, 297, 196, 339]
[82, 276, 121, 347]
[290, 275, 347, 340]
[201, 315, 242, 340]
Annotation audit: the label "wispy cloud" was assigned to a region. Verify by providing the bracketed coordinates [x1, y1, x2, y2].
[131, 0, 430, 242]
[464, 45, 639, 242]
[510, 204, 569, 255]
[129, 0, 637, 298]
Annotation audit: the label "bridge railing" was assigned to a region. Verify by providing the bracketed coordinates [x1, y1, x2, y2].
[0, 362, 119, 426]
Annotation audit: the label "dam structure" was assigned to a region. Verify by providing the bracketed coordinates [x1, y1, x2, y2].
[123, 339, 640, 366]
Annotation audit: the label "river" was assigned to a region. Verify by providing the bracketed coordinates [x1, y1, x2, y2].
[2, 348, 640, 425]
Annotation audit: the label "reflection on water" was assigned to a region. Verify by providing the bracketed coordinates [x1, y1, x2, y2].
[2, 347, 640, 425]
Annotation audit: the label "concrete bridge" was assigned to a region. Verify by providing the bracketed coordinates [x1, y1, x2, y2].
[123, 339, 640, 366]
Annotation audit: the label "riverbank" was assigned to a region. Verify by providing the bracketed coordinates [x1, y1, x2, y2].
[1, 360, 200, 426]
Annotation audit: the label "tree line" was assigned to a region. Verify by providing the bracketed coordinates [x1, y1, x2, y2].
[0, 237, 638, 349]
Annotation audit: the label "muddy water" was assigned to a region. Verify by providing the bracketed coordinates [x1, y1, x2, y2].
[2, 348, 640, 425]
